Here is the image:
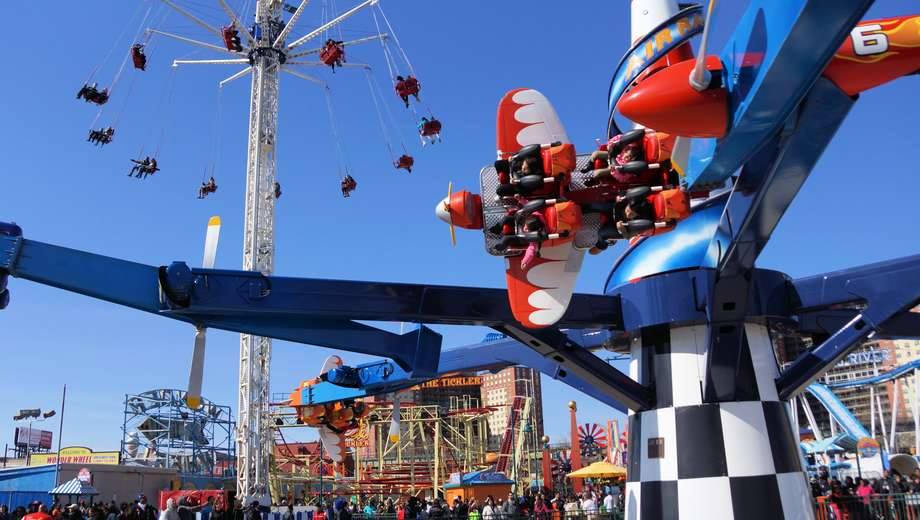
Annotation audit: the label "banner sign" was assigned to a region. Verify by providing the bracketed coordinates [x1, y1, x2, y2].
[14, 428, 53, 449]
[29, 447, 121, 466]
[415, 376, 482, 390]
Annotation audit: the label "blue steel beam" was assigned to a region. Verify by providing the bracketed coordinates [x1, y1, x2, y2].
[305, 329, 634, 412]
[701, 77, 855, 401]
[792, 256, 920, 341]
[798, 309, 920, 341]
[683, 0, 873, 189]
[491, 324, 653, 411]
[777, 256, 920, 400]
[0, 235, 621, 330]
[709, 78, 856, 277]
[792, 254, 920, 311]
[0, 229, 625, 379]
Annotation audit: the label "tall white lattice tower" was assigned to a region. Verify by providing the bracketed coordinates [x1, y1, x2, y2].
[152, 0, 383, 503]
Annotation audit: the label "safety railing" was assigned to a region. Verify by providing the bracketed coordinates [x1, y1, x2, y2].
[815, 493, 920, 519]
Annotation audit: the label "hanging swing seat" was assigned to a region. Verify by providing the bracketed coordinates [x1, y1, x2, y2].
[198, 178, 218, 199]
[419, 118, 441, 137]
[395, 76, 420, 98]
[131, 44, 147, 71]
[340, 175, 357, 198]
[394, 154, 414, 172]
[77, 84, 109, 105]
[222, 26, 243, 52]
[88, 127, 115, 146]
[320, 41, 345, 67]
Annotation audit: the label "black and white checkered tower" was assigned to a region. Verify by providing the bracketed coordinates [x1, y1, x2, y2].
[617, 2, 814, 514]
[624, 322, 813, 520]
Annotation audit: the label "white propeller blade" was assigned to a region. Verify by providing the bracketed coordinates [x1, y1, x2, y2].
[202, 216, 221, 269]
[186, 326, 206, 409]
[186, 216, 221, 409]
[388, 395, 401, 443]
[689, 0, 717, 92]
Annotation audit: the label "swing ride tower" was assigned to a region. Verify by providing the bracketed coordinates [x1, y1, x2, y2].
[154, 0, 384, 503]
[238, 0, 281, 504]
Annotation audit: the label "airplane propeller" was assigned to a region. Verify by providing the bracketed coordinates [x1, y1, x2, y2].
[443, 181, 457, 247]
[689, 0, 718, 91]
[186, 216, 221, 409]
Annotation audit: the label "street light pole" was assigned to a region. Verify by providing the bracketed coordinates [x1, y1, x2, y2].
[54, 385, 67, 487]
[26, 420, 33, 466]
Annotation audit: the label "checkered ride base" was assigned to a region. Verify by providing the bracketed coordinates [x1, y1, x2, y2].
[625, 323, 814, 520]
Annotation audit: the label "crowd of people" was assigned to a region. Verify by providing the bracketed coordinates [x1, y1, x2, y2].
[0, 489, 627, 520]
[306, 487, 625, 520]
[0, 494, 161, 520]
[811, 467, 920, 518]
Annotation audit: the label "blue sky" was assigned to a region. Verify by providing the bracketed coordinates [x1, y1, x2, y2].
[1, 0, 918, 452]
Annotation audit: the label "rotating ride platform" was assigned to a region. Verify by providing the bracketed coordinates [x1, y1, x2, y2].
[3, 0, 920, 518]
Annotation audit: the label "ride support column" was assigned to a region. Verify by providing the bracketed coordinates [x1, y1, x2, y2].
[624, 322, 813, 520]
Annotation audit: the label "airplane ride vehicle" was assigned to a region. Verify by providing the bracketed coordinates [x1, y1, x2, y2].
[287, 355, 375, 463]
[436, 88, 693, 330]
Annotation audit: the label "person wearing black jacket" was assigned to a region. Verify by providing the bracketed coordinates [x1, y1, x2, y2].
[427, 502, 443, 520]
[134, 495, 157, 520]
[452, 498, 467, 520]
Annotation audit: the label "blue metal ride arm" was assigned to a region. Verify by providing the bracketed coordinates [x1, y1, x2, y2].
[306, 328, 639, 412]
[794, 256, 920, 341]
[709, 78, 856, 277]
[798, 309, 920, 341]
[701, 77, 856, 402]
[0, 232, 445, 375]
[0, 233, 620, 329]
[491, 324, 652, 411]
[684, 0, 873, 189]
[0, 228, 623, 377]
[777, 255, 920, 400]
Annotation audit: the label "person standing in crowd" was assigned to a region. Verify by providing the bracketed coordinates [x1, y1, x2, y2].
[533, 494, 550, 520]
[209, 502, 225, 520]
[158, 500, 179, 520]
[135, 495, 157, 520]
[500, 493, 517, 518]
[426, 501, 442, 520]
[580, 492, 598, 520]
[601, 491, 614, 514]
[480, 497, 496, 520]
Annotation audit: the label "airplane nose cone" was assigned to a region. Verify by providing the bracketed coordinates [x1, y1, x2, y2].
[435, 196, 451, 224]
[617, 56, 728, 138]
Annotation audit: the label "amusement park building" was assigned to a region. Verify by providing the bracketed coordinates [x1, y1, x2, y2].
[894, 339, 920, 423]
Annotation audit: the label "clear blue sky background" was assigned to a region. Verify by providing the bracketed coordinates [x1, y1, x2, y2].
[1, 0, 917, 452]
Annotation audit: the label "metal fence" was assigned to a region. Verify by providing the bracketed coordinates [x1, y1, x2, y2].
[815, 494, 920, 519]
